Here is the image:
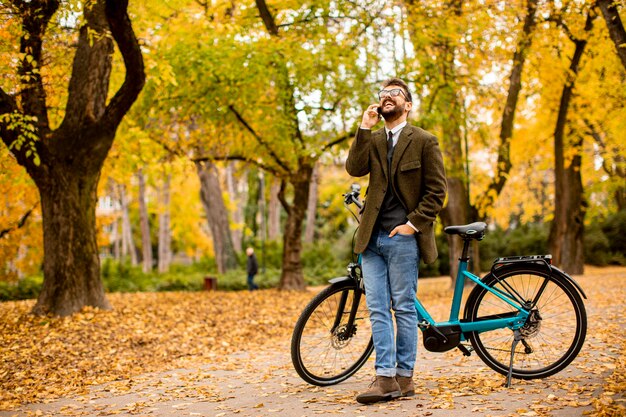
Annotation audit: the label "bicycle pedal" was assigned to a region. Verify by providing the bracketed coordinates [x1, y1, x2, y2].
[457, 344, 472, 357]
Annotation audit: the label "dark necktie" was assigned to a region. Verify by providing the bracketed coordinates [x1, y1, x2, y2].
[387, 131, 394, 153]
[387, 130, 394, 172]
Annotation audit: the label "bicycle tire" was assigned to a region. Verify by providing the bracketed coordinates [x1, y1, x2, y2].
[291, 279, 374, 386]
[464, 263, 587, 379]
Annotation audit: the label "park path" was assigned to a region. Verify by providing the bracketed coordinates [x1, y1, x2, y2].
[2, 270, 625, 417]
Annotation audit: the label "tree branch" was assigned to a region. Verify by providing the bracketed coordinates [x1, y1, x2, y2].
[597, 0, 626, 70]
[320, 131, 354, 153]
[277, 14, 358, 28]
[255, 0, 279, 36]
[0, 2, 56, 177]
[584, 118, 625, 178]
[14, 0, 58, 135]
[192, 154, 284, 178]
[148, 133, 186, 159]
[227, 104, 292, 174]
[103, 0, 146, 129]
[0, 203, 37, 239]
[0, 87, 17, 119]
[277, 179, 292, 214]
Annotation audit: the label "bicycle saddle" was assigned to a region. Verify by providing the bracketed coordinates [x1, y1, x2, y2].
[444, 222, 487, 239]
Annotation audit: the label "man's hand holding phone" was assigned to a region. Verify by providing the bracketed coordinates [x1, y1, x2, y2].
[361, 104, 382, 129]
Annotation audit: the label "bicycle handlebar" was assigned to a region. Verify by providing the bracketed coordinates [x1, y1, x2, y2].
[343, 184, 363, 210]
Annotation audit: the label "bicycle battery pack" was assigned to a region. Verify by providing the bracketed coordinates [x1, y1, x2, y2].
[422, 324, 462, 352]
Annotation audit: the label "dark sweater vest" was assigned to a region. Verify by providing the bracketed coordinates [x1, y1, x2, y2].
[377, 135, 408, 233]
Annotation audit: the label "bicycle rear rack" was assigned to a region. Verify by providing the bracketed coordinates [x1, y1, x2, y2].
[492, 254, 552, 273]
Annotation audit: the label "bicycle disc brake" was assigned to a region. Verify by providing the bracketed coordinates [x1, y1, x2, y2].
[331, 324, 356, 349]
[519, 309, 542, 339]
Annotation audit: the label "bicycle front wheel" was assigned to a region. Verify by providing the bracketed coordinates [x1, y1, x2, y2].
[291, 279, 373, 386]
[464, 263, 587, 379]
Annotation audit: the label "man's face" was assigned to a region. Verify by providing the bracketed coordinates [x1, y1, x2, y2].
[378, 86, 411, 121]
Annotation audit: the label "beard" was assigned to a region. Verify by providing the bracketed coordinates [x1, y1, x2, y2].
[380, 100, 404, 122]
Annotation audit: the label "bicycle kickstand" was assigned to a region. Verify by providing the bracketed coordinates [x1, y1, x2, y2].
[505, 330, 523, 388]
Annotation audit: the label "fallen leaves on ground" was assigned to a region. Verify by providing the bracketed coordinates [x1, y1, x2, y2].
[0, 289, 315, 409]
[590, 338, 626, 417]
[1, 266, 625, 416]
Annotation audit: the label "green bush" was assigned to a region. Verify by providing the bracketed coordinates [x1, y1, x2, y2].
[154, 272, 204, 291]
[100, 259, 215, 292]
[302, 241, 347, 285]
[0, 274, 43, 301]
[101, 259, 158, 292]
[584, 223, 612, 266]
[601, 210, 626, 255]
[584, 210, 626, 266]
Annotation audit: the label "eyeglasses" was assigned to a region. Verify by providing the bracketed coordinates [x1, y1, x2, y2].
[378, 88, 408, 100]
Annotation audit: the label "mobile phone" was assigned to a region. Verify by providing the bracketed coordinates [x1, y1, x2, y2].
[376, 106, 383, 118]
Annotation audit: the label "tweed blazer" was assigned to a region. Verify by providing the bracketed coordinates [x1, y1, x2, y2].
[345, 124, 447, 264]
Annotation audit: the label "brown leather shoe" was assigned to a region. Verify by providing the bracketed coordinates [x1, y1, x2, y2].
[396, 376, 415, 397]
[356, 376, 402, 404]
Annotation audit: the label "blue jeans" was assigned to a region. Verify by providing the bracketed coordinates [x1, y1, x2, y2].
[362, 228, 419, 378]
[247, 274, 259, 291]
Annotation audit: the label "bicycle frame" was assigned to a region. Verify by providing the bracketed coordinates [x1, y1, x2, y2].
[415, 242, 530, 338]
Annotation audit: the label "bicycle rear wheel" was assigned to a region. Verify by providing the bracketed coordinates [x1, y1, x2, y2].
[464, 263, 586, 379]
[291, 279, 373, 386]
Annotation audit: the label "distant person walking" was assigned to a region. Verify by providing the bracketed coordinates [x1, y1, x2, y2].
[246, 247, 259, 291]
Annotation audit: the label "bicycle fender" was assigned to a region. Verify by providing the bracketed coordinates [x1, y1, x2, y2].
[550, 265, 588, 300]
[328, 276, 352, 284]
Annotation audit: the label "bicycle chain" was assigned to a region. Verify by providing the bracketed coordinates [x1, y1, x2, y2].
[462, 343, 532, 355]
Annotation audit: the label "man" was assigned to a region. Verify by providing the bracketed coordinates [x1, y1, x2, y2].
[246, 247, 259, 291]
[346, 78, 447, 404]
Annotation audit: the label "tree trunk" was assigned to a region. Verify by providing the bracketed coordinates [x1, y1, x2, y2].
[617, 187, 626, 212]
[106, 179, 121, 260]
[137, 168, 153, 273]
[549, 13, 596, 275]
[614, 152, 626, 210]
[559, 136, 586, 273]
[268, 178, 282, 240]
[157, 173, 172, 273]
[32, 170, 111, 316]
[304, 162, 319, 244]
[278, 164, 313, 290]
[258, 171, 267, 244]
[112, 216, 121, 260]
[245, 167, 260, 240]
[597, 0, 626, 70]
[440, 177, 469, 281]
[195, 161, 238, 273]
[225, 162, 243, 252]
[118, 183, 138, 265]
